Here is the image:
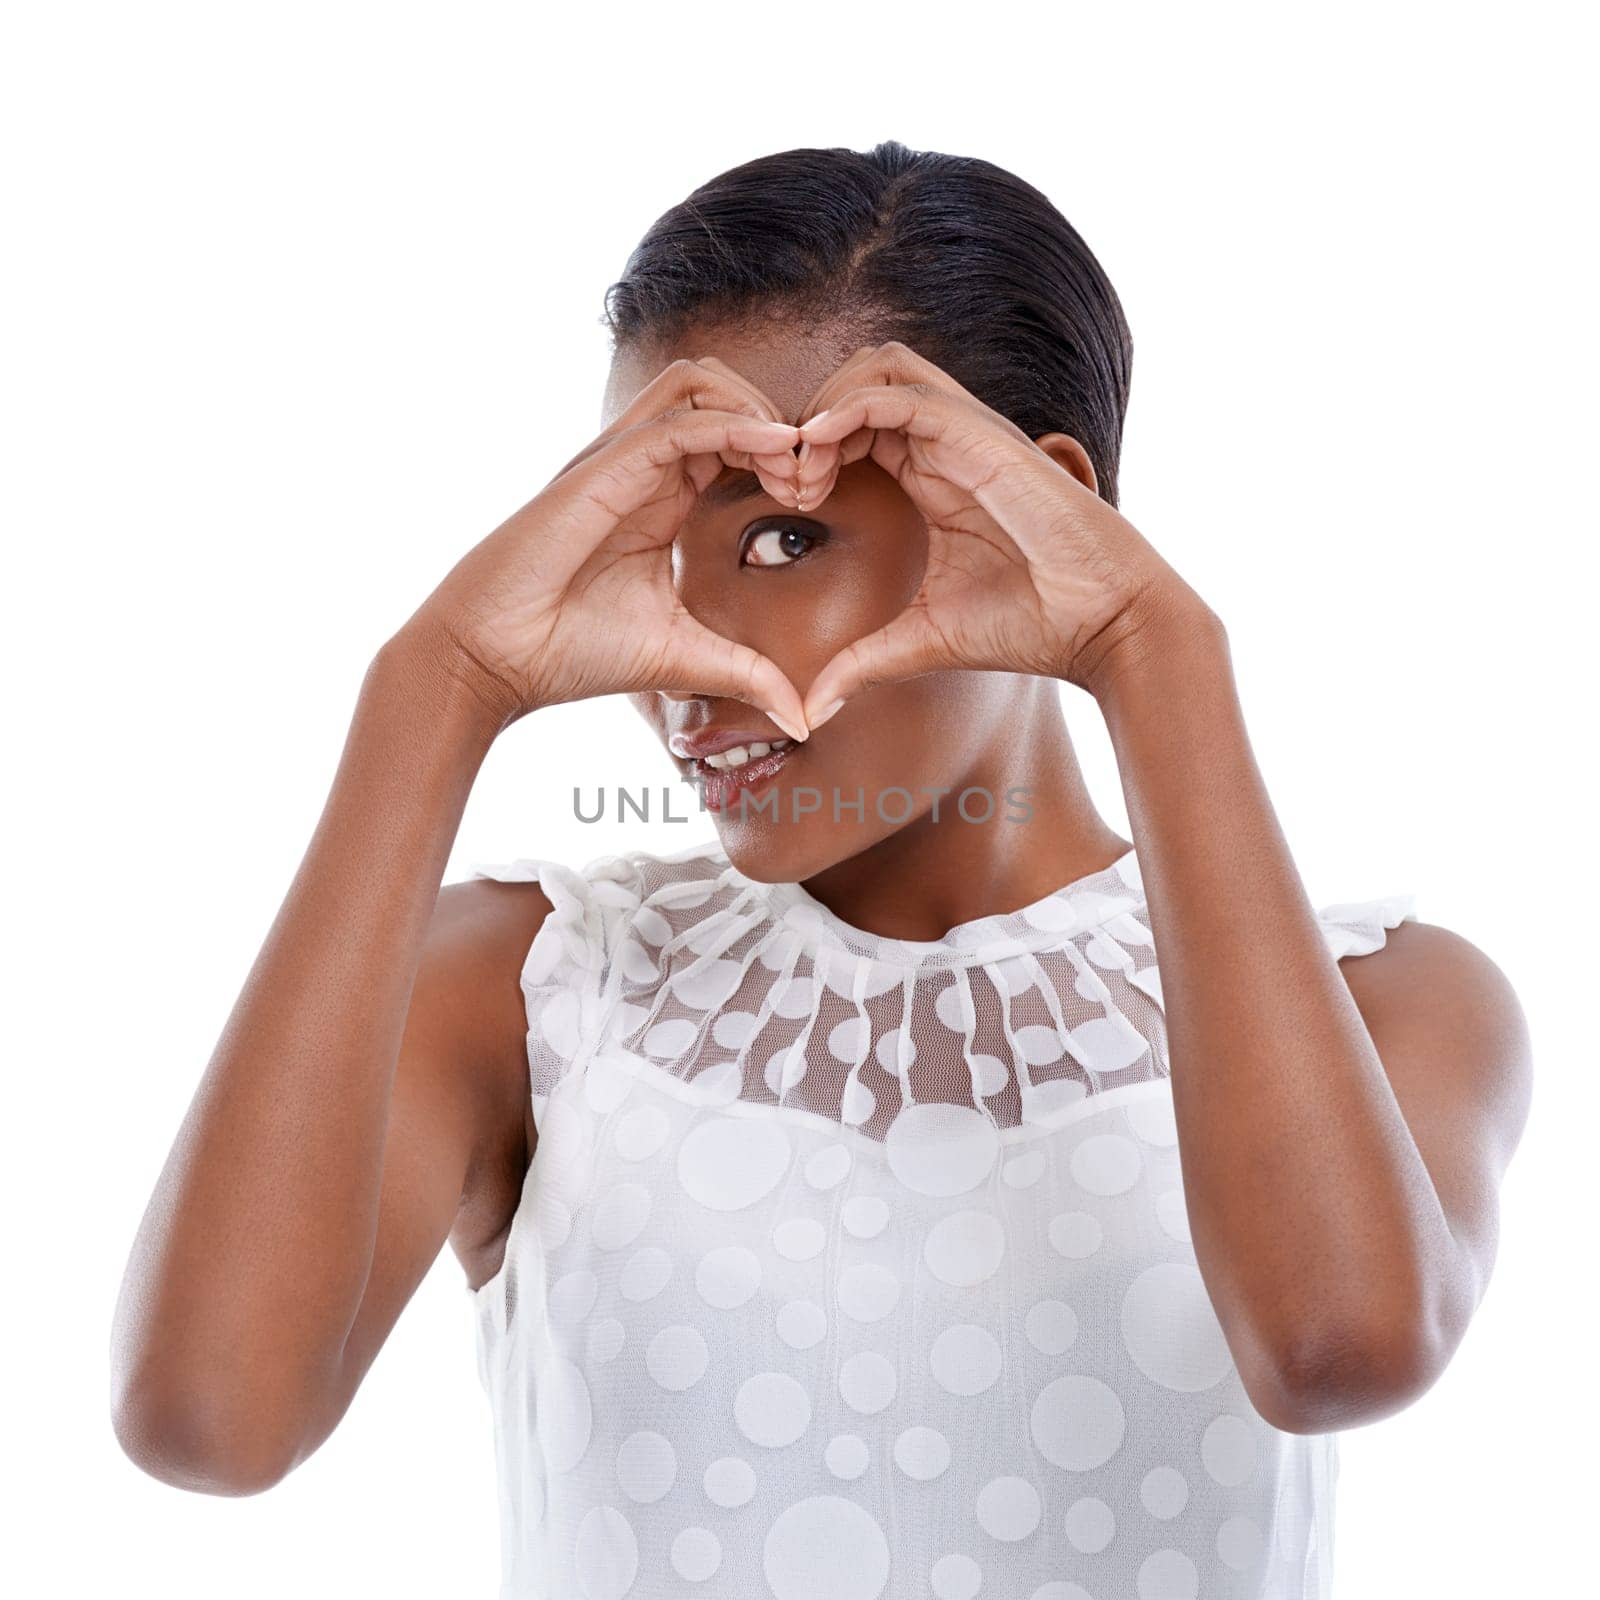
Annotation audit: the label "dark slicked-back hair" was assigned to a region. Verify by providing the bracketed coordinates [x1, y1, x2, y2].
[601, 140, 1134, 505]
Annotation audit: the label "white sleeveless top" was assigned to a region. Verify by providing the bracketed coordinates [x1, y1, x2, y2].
[468, 837, 1416, 1600]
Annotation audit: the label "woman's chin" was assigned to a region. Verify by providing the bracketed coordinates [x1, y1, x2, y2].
[711, 817, 872, 887]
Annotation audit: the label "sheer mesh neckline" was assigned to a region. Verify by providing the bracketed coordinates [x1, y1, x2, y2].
[731, 843, 1145, 970]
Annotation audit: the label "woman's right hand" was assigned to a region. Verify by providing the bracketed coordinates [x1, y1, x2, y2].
[402, 358, 810, 740]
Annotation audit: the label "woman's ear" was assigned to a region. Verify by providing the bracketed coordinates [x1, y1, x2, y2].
[1034, 431, 1098, 496]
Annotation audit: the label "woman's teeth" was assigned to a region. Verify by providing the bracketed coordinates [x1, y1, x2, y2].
[702, 738, 792, 770]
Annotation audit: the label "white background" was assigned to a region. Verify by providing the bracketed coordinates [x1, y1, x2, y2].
[5, 3, 1594, 1595]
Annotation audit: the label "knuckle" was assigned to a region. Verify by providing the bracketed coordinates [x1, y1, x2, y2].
[647, 404, 693, 436]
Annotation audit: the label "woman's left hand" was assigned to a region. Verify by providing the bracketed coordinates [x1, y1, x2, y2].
[790, 342, 1210, 726]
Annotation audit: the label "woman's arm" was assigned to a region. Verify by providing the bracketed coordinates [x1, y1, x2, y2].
[786, 342, 1533, 1433]
[1089, 596, 1534, 1434]
[109, 367, 809, 1497]
[109, 627, 530, 1494]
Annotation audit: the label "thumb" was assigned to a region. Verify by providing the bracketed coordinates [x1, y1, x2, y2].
[660, 615, 810, 745]
[801, 608, 944, 730]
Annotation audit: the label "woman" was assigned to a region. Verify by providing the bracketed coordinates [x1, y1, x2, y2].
[110, 141, 1532, 1599]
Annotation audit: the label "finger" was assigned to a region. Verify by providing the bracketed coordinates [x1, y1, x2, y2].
[800, 384, 1066, 562]
[709, 439, 803, 508]
[790, 343, 906, 509]
[580, 408, 800, 529]
[525, 410, 797, 591]
[681, 438, 799, 505]
[793, 431, 850, 511]
[584, 357, 801, 494]
[692, 356, 791, 427]
[801, 606, 948, 729]
[612, 355, 810, 511]
[685, 357, 803, 505]
[794, 343, 888, 428]
[798, 340, 1039, 504]
[609, 356, 774, 435]
[659, 613, 810, 744]
[799, 381, 960, 446]
[797, 340, 998, 435]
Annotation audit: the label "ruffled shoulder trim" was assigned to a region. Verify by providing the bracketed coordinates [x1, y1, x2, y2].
[470, 852, 643, 981]
[464, 852, 650, 1104]
[467, 843, 745, 1088]
[1314, 892, 1419, 960]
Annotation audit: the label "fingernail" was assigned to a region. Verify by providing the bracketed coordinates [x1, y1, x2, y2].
[801, 409, 831, 432]
[809, 697, 844, 729]
[772, 712, 809, 744]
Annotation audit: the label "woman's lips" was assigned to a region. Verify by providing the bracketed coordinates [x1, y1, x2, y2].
[694, 744, 795, 813]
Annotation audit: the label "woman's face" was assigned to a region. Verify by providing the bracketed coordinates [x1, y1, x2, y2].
[607, 322, 1030, 885]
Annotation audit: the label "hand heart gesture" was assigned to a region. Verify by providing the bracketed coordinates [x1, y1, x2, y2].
[788, 342, 1194, 725]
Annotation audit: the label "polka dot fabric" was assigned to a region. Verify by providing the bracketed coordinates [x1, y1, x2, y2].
[468, 839, 1416, 1599]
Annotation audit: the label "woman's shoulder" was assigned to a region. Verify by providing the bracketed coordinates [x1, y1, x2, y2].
[465, 835, 747, 971]
[468, 834, 731, 905]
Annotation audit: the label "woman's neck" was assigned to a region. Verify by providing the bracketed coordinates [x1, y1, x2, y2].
[793, 681, 1130, 943]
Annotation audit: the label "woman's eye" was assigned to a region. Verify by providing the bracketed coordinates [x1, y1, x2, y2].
[742, 524, 820, 568]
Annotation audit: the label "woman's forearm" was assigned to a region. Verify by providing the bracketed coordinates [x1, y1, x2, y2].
[111, 377, 812, 1494]
[1090, 600, 1462, 1429]
[110, 624, 506, 1480]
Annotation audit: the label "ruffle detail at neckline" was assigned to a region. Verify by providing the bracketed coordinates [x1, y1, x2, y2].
[468, 839, 1416, 1151]
[738, 844, 1146, 970]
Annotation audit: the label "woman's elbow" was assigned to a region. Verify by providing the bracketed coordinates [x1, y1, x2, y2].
[110, 1366, 305, 1497]
[1247, 1314, 1444, 1435]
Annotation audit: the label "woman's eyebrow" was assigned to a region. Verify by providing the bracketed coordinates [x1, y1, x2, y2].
[699, 469, 774, 511]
